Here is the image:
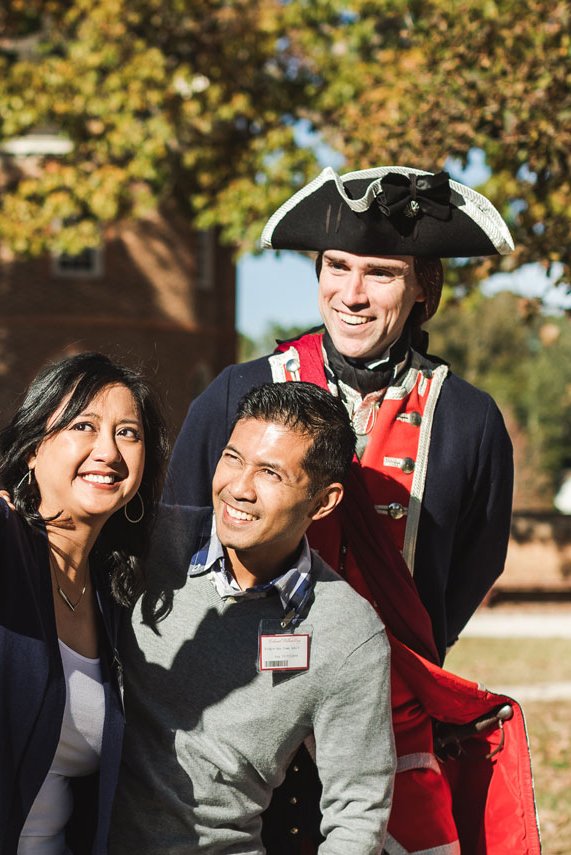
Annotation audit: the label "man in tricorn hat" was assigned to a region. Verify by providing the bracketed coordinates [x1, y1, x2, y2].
[163, 167, 534, 854]
[166, 166, 514, 661]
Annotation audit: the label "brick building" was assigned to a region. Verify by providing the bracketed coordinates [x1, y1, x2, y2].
[0, 33, 237, 438]
[0, 205, 236, 440]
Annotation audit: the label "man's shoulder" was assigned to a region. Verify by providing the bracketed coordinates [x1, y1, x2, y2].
[192, 356, 274, 420]
[442, 368, 497, 406]
[440, 369, 510, 436]
[147, 504, 213, 571]
[426, 364, 513, 469]
[213, 355, 274, 389]
[410, 347, 498, 415]
[211, 326, 324, 394]
[422, 356, 507, 434]
[310, 551, 385, 637]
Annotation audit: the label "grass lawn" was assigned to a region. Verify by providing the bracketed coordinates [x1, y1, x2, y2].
[445, 636, 571, 689]
[446, 635, 571, 854]
[525, 699, 571, 854]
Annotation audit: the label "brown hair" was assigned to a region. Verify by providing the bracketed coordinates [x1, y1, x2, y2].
[412, 257, 444, 323]
[232, 381, 356, 495]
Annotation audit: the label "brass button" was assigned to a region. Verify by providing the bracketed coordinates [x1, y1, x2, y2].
[290, 827, 300, 835]
[285, 358, 300, 373]
[289, 796, 298, 805]
[401, 457, 415, 474]
[387, 502, 406, 520]
[292, 765, 300, 772]
[409, 411, 422, 427]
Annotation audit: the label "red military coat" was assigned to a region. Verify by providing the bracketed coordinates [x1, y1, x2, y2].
[273, 331, 540, 855]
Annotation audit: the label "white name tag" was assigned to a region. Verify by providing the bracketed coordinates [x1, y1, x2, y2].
[259, 633, 310, 671]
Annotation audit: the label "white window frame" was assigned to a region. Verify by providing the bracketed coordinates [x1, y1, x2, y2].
[51, 246, 104, 279]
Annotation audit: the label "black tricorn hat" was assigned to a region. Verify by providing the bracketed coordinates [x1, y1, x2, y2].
[260, 166, 514, 258]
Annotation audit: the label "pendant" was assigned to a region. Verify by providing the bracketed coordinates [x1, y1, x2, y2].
[57, 583, 85, 612]
[49, 550, 88, 612]
[352, 390, 385, 435]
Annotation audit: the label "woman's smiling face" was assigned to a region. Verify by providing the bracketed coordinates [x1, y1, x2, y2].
[29, 383, 146, 525]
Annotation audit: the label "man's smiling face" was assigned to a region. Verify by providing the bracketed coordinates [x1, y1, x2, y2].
[318, 250, 425, 361]
[212, 418, 318, 578]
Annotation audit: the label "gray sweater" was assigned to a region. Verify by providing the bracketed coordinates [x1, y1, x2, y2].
[110, 506, 395, 854]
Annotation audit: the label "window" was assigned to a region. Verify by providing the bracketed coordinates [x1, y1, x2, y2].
[51, 247, 104, 279]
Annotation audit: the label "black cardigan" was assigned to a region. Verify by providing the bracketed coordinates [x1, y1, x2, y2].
[0, 500, 125, 854]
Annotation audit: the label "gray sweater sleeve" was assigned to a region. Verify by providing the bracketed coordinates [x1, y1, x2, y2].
[313, 627, 395, 854]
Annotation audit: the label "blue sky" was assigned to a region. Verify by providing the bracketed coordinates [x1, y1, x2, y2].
[236, 251, 320, 338]
[236, 252, 570, 339]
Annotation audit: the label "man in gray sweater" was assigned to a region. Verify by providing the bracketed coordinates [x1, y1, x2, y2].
[110, 382, 395, 854]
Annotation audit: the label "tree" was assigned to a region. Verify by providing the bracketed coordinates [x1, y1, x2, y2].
[289, 0, 570, 285]
[428, 292, 571, 505]
[0, 0, 319, 255]
[0, 0, 569, 289]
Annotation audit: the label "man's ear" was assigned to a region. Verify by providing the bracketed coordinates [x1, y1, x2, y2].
[309, 483, 344, 522]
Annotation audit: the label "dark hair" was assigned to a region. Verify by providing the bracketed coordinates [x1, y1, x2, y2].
[232, 382, 356, 494]
[0, 352, 169, 605]
[412, 257, 444, 322]
[314, 250, 443, 328]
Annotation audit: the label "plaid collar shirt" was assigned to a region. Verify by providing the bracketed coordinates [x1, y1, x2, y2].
[188, 516, 314, 625]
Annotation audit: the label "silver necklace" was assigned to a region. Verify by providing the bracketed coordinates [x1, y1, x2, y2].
[49, 551, 88, 613]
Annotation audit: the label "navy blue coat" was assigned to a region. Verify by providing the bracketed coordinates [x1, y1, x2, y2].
[164, 350, 513, 662]
[0, 499, 125, 854]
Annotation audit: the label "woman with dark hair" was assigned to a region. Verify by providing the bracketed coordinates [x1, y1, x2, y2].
[0, 352, 169, 855]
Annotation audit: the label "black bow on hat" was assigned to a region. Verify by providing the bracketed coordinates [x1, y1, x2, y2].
[260, 165, 514, 258]
[377, 172, 452, 221]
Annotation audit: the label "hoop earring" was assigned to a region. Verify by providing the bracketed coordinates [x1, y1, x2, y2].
[15, 469, 33, 490]
[124, 491, 144, 524]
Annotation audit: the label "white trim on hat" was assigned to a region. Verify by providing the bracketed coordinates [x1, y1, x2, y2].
[260, 165, 514, 256]
[260, 167, 336, 249]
